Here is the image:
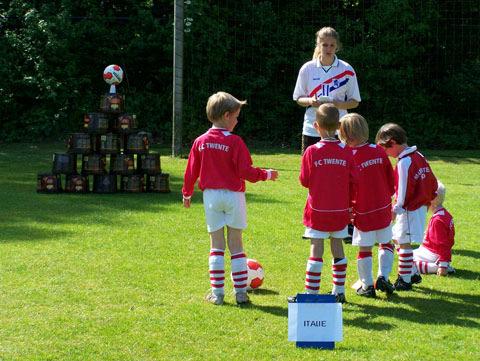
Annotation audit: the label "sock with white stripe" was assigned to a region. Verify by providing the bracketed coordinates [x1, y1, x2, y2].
[305, 257, 323, 294]
[231, 252, 248, 294]
[357, 251, 373, 288]
[378, 243, 394, 280]
[415, 260, 439, 274]
[209, 248, 225, 296]
[332, 258, 348, 295]
[398, 248, 413, 283]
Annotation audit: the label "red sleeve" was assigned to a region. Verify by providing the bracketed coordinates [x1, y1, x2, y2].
[384, 153, 395, 196]
[430, 218, 453, 262]
[234, 137, 268, 183]
[182, 141, 201, 197]
[299, 148, 311, 188]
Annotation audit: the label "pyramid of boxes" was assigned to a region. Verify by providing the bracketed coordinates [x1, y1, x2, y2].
[37, 92, 170, 194]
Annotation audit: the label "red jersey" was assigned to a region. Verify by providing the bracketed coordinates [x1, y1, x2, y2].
[350, 143, 395, 232]
[300, 140, 355, 232]
[423, 208, 455, 262]
[182, 127, 268, 197]
[394, 146, 438, 211]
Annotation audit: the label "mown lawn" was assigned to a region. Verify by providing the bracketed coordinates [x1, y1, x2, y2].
[0, 143, 479, 360]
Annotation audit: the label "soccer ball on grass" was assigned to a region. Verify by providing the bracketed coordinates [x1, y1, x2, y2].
[246, 258, 264, 290]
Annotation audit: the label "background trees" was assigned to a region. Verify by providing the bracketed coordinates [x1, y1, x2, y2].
[1, 0, 479, 149]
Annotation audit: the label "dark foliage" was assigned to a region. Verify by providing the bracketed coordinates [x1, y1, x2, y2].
[1, 0, 479, 149]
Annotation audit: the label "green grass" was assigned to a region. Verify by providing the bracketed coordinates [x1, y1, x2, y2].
[0, 143, 479, 360]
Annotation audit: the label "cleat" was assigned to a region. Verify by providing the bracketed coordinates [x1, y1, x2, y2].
[411, 273, 422, 284]
[205, 292, 224, 305]
[375, 276, 395, 295]
[287, 295, 297, 303]
[351, 279, 363, 290]
[393, 275, 412, 291]
[447, 265, 456, 274]
[334, 293, 346, 304]
[356, 285, 376, 298]
[235, 292, 250, 305]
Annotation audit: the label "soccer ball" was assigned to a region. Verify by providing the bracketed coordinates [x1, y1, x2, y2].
[103, 64, 124, 85]
[246, 258, 264, 290]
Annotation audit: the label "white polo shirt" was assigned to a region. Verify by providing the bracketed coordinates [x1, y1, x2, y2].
[293, 56, 361, 137]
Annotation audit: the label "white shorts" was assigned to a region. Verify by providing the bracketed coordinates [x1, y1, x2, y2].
[303, 226, 348, 240]
[413, 245, 439, 263]
[392, 206, 427, 244]
[203, 189, 247, 233]
[352, 224, 392, 247]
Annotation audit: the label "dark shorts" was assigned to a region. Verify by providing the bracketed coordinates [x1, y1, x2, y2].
[301, 134, 340, 154]
[301, 135, 321, 154]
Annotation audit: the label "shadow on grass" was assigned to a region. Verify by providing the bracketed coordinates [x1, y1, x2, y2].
[228, 302, 288, 318]
[344, 287, 480, 330]
[249, 288, 280, 296]
[453, 249, 480, 260]
[448, 268, 480, 280]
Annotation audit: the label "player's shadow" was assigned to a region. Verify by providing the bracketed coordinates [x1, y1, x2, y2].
[344, 287, 479, 330]
[249, 288, 280, 296]
[448, 268, 480, 280]
[453, 249, 480, 260]
[236, 303, 288, 318]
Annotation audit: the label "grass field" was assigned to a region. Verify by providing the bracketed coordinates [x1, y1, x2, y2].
[0, 143, 479, 360]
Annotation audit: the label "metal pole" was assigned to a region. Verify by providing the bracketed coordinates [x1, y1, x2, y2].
[172, 0, 183, 156]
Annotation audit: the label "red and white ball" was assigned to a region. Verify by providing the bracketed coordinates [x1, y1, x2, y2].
[103, 64, 124, 85]
[246, 258, 264, 290]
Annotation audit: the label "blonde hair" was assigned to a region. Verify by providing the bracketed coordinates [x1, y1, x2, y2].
[433, 181, 446, 206]
[206, 92, 247, 122]
[316, 103, 339, 132]
[312, 27, 342, 60]
[339, 113, 369, 144]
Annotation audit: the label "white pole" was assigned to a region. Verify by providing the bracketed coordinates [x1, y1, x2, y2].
[172, 0, 183, 156]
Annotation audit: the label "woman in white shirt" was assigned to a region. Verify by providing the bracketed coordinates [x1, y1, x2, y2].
[293, 27, 361, 153]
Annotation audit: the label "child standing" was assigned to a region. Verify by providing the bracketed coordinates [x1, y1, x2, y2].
[375, 123, 438, 291]
[182, 92, 278, 305]
[297, 103, 355, 303]
[411, 181, 455, 280]
[339, 114, 396, 298]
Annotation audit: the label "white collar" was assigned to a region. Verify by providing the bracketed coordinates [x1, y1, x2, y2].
[398, 145, 417, 158]
[316, 55, 339, 68]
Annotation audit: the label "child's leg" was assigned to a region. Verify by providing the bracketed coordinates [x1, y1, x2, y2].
[413, 246, 440, 274]
[209, 228, 226, 297]
[357, 246, 374, 288]
[377, 242, 395, 280]
[397, 243, 413, 283]
[226, 227, 248, 295]
[415, 260, 439, 274]
[331, 238, 347, 295]
[305, 238, 324, 294]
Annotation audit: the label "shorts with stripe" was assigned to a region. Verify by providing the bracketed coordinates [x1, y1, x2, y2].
[392, 206, 427, 244]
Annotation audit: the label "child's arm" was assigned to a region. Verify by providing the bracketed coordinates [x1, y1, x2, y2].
[383, 152, 395, 197]
[392, 156, 411, 215]
[428, 218, 454, 273]
[299, 149, 311, 188]
[182, 142, 201, 207]
[235, 138, 278, 183]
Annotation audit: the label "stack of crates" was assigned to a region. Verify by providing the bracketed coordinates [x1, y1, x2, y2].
[37, 92, 170, 194]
